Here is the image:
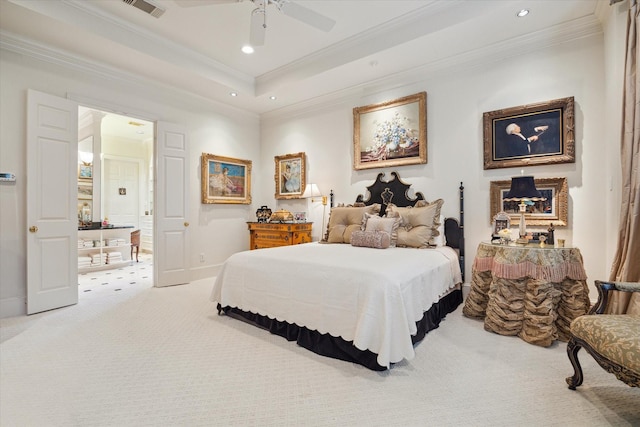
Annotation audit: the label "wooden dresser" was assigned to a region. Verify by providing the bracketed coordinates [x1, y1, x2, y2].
[247, 222, 312, 250]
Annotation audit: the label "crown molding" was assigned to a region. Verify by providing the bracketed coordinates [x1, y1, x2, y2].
[7, 0, 254, 93]
[0, 30, 259, 120]
[262, 14, 604, 122]
[255, 1, 483, 96]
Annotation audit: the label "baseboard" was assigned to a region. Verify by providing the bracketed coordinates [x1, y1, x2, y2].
[190, 264, 221, 282]
[0, 296, 26, 319]
[461, 282, 471, 299]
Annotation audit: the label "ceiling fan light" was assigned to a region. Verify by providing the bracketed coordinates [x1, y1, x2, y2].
[241, 45, 254, 54]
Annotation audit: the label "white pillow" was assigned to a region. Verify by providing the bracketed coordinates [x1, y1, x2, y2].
[433, 215, 446, 247]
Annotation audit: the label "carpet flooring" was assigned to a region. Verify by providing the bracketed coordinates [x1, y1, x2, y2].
[1, 259, 638, 426]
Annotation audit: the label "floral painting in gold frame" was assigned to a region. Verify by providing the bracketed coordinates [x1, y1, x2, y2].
[275, 152, 306, 200]
[490, 177, 568, 226]
[353, 92, 427, 170]
[201, 153, 251, 204]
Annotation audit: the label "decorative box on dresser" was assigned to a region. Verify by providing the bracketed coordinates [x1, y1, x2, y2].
[247, 222, 312, 250]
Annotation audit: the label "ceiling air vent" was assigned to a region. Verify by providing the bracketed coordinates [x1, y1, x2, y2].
[122, 0, 166, 18]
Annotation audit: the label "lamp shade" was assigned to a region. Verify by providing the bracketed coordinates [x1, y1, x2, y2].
[503, 176, 545, 201]
[302, 183, 322, 199]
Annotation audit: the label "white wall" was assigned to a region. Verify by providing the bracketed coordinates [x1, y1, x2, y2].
[0, 49, 261, 317]
[261, 31, 614, 293]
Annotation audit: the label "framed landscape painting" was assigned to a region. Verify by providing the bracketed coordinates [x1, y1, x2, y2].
[353, 92, 427, 170]
[201, 153, 251, 204]
[483, 97, 575, 170]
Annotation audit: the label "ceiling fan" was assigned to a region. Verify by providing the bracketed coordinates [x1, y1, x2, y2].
[175, 0, 336, 46]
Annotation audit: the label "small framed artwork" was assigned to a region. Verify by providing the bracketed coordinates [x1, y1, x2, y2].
[79, 163, 93, 179]
[490, 177, 568, 226]
[353, 92, 427, 170]
[201, 153, 252, 204]
[492, 211, 511, 235]
[483, 97, 575, 170]
[78, 181, 93, 200]
[275, 152, 306, 200]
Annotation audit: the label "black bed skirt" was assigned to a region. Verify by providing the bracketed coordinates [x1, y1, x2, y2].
[217, 288, 463, 371]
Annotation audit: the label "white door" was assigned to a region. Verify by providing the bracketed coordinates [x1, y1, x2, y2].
[103, 158, 140, 226]
[154, 122, 190, 287]
[26, 90, 79, 314]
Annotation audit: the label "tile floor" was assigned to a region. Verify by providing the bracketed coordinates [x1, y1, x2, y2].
[78, 252, 154, 296]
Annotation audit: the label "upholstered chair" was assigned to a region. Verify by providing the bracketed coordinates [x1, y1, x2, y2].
[566, 280, 640, 389]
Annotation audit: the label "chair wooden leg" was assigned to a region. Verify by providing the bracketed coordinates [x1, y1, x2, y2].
[135, 245, 139, 262]
[566, 338, 584, 390]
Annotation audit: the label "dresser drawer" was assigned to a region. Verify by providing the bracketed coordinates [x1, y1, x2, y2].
[253, 231, 290, 247]
[247, 222, 313, 250]
[292, 231, 312, 245]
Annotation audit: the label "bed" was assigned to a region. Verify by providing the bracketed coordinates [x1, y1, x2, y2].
[211, 172, 465, 370]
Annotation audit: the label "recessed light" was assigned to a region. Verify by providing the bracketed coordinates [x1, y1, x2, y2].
[230, 92, 238, 97]
[241, 45, 254, 54]
[269, 96, 277, 100]
[517, 9, 529, 17]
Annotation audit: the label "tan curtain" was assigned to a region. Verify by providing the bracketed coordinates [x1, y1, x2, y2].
[608, 0, 640, 315]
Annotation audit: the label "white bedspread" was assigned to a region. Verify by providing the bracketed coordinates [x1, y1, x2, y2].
[210, 242, 462, 368]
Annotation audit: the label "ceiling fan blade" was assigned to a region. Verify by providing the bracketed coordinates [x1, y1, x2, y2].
[279, 1, 335, 32]
[174, 0, 241, 7]
[249, 8, 266, 46]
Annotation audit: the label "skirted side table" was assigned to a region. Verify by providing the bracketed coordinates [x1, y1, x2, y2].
[463, 242, 590, 346]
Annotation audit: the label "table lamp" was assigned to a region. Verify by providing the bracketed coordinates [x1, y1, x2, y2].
[503, 176, 545, 244]
[303, 183, 327, 235]
[302, 183, 325, 204]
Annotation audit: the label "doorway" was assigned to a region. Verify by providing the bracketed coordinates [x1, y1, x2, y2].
[77, 106, 154, 285]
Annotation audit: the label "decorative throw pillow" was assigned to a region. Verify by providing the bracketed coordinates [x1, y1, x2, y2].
[386, 199, 444, 248]
[364, 212, 401, 247]
[413, 202, 447, 242]
[324, 204, 380, 243]
[350, 230, 390, 249]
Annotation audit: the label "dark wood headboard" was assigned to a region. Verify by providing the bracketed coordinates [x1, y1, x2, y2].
[355, 172, 465, 281]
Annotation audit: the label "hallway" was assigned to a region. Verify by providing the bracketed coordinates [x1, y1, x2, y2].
[78, 253, 153, 298]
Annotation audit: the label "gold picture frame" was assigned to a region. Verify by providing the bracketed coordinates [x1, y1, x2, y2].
[78, 163, 93, 179]
[77, 180, 93, 200]
[353, 92, 427, 170]
[483, 97, 575, 170]
[490, 177, 568, 226]
[201, 153, 252, 204]
[275, 152, 306, 200]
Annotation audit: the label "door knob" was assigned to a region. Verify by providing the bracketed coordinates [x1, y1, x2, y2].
[184, 222, 189, 227]
[29, 226, 38, 233]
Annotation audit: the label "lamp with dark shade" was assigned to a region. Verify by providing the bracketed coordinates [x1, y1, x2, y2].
[503, 176, 546, 243]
